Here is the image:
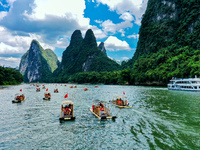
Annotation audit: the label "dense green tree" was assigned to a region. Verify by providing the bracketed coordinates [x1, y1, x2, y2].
[0, 66, 23, 85]
[120, 0, 200, 85]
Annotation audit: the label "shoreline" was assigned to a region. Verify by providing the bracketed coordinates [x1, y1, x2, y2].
[0, 83, 22, 89]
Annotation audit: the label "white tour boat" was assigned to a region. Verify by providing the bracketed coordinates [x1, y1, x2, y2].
[168, 77, 200, 91]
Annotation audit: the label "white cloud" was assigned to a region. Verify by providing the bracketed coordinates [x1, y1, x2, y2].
[0, 0, 146, 67]
[92, 26, 107, 39]
[0, 11, 8, 20]
[128, 34, 139, 39]
[101, 20, 116, 34]
[122, 57, 129, 60]
[108, 56, 114, 60]
[7, 0, 16, 5]
[101, 19, 132, 35]
[55, 37, 70, 48]
[0, 42, 20, 54]
[94, 20, 103, 24]
[0, 26, 54, 55]
[26, 0, 90, 27]
[104, 36, 131, 51]
[0, 0, 91, 55]
[119, 12, 134, 21]
[96, 0, 148, 25]
[119, 29, 125, 37]
[0, 26, 29, 54]
[0, 57, 20, 68]
[0, 1, 8, 7]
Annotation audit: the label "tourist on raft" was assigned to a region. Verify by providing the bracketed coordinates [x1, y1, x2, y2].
[64, 105, 71, 115]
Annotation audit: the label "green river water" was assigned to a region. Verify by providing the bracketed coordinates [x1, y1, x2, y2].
[0, 84, 199, 149]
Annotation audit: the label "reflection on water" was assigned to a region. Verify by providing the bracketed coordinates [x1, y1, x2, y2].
[0, 84, 199, 149]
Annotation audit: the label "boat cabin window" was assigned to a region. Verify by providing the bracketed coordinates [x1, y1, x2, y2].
[191, 81, 197, 83]
[181, 86, 192, 89]
[176, 81, 191, 84]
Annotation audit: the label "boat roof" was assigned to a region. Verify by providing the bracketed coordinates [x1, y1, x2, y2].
[113, 95, 127, 98]
[44, 92, 51, 94]
[15, 93, 24, 96]
[62, 100, 73, 105]
[170, 78, 200, 81]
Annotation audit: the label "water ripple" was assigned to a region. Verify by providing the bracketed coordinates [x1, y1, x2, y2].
[0, 84, 199, 149]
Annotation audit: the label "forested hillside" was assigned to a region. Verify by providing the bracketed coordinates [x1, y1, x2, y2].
[19, 40, 59, 82]
[0, 66, 23, 85]
[121, 0, 200, 85]
[53, 29, 120, 83]
[18, 0, 200, 85]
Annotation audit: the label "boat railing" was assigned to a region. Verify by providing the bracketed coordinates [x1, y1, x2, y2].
[170, 78, 200, 81]
[105, 107, 111, 116]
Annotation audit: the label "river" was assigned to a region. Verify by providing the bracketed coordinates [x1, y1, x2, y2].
[0, 84, 199, 149]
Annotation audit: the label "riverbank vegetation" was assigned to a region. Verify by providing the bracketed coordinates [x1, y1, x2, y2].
[50, 46, 199, 86]
[0, 66, 23, 85]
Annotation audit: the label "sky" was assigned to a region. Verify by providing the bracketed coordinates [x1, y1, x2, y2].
[0, 0, 148, 68]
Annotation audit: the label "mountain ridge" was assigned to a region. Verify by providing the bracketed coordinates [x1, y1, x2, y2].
[19, 40, 59, 82]
[122, 0, 200, 85]
[53, 29, 120, 82]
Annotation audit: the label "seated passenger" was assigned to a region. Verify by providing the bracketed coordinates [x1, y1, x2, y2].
[116, 98, 119, 104]
[45, 93, 51, 98]
[64, 106, 71, 115]
[21, 95, 25, 100]
[99, 102, 104, 108]
[100, 106, 105, 115]
[125, 100, 128, 106]
[118, 99, 122, 106]
[117, 99, 120, 105]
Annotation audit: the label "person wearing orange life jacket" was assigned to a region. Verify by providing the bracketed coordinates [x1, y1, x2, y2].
[118, 98, 123, 106]
[99, 102, 106, 115]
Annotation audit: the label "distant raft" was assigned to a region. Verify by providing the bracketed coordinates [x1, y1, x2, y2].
[43, 92, 51, 100]
[12, 93, 26, 103]
[54, 88, 58, 93]
[59, 100, 75, 121]
[36, 88, 40, 92]
[110, 95, 133, 108]
[89, 100, 116, 120]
